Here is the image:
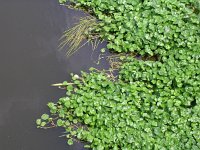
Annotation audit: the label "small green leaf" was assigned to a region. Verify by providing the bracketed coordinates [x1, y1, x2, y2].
[41, 114, 49, 120]
[36, 119, 41, 125]
[40, 122, 46, 127]
[65, 121, 70, 126]
[59, 0, 66, 4]
[64, 100, 71, 107]
[57, 119, 63, 127]
[101, 48, 106, 53]
[84, 145, 91, 148]
[67, 139, 73, 145]
[73, 119, 78, 124]
[62, 81, 68, 86]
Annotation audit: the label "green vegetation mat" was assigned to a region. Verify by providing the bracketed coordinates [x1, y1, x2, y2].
[37, 0, 200, 149]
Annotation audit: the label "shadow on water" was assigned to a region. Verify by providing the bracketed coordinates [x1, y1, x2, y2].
[0, 1, 109, 150]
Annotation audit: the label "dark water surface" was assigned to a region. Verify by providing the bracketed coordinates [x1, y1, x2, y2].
[0, 1, 108, 150]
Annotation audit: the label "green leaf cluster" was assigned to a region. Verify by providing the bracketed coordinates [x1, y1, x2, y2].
[67, 0, 200, 55]
[37, 66, 200, 149]
[36, 0, 200, 149]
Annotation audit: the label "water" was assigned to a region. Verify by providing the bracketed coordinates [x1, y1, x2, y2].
[0, 1, 108, 149]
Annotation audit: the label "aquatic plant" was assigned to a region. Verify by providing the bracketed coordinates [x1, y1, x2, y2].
[36, 57, 200, 149]
[59, 15, 101, 57]
[64, 0, 200, 55]
[37, 0, 200, 149]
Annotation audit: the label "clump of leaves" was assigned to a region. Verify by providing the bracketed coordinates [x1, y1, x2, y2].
[65, 0, 200, 56]
[37, 61, 200, 149]
[36, 0, 200, 149]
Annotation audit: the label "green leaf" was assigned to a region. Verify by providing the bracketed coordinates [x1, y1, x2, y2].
[101, 48, 106, 53]
[40, 122, 46, 127]
[67, 85, 73, 91]
[86, 134, 94, 142]
[59, 0, 66, 4]
[64, 100, 71, 107]
[57, 119, 63, 127]
[62, 81, 68, 86]
[41, 114, 49, 120]
[84, 145, 91, 148]
[36, 119, 41, 125]
[65, 121, 70, 126]
[73, 119, 78, 124]
[67, 139, 73, 145]
[96, 145, 104, 150]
